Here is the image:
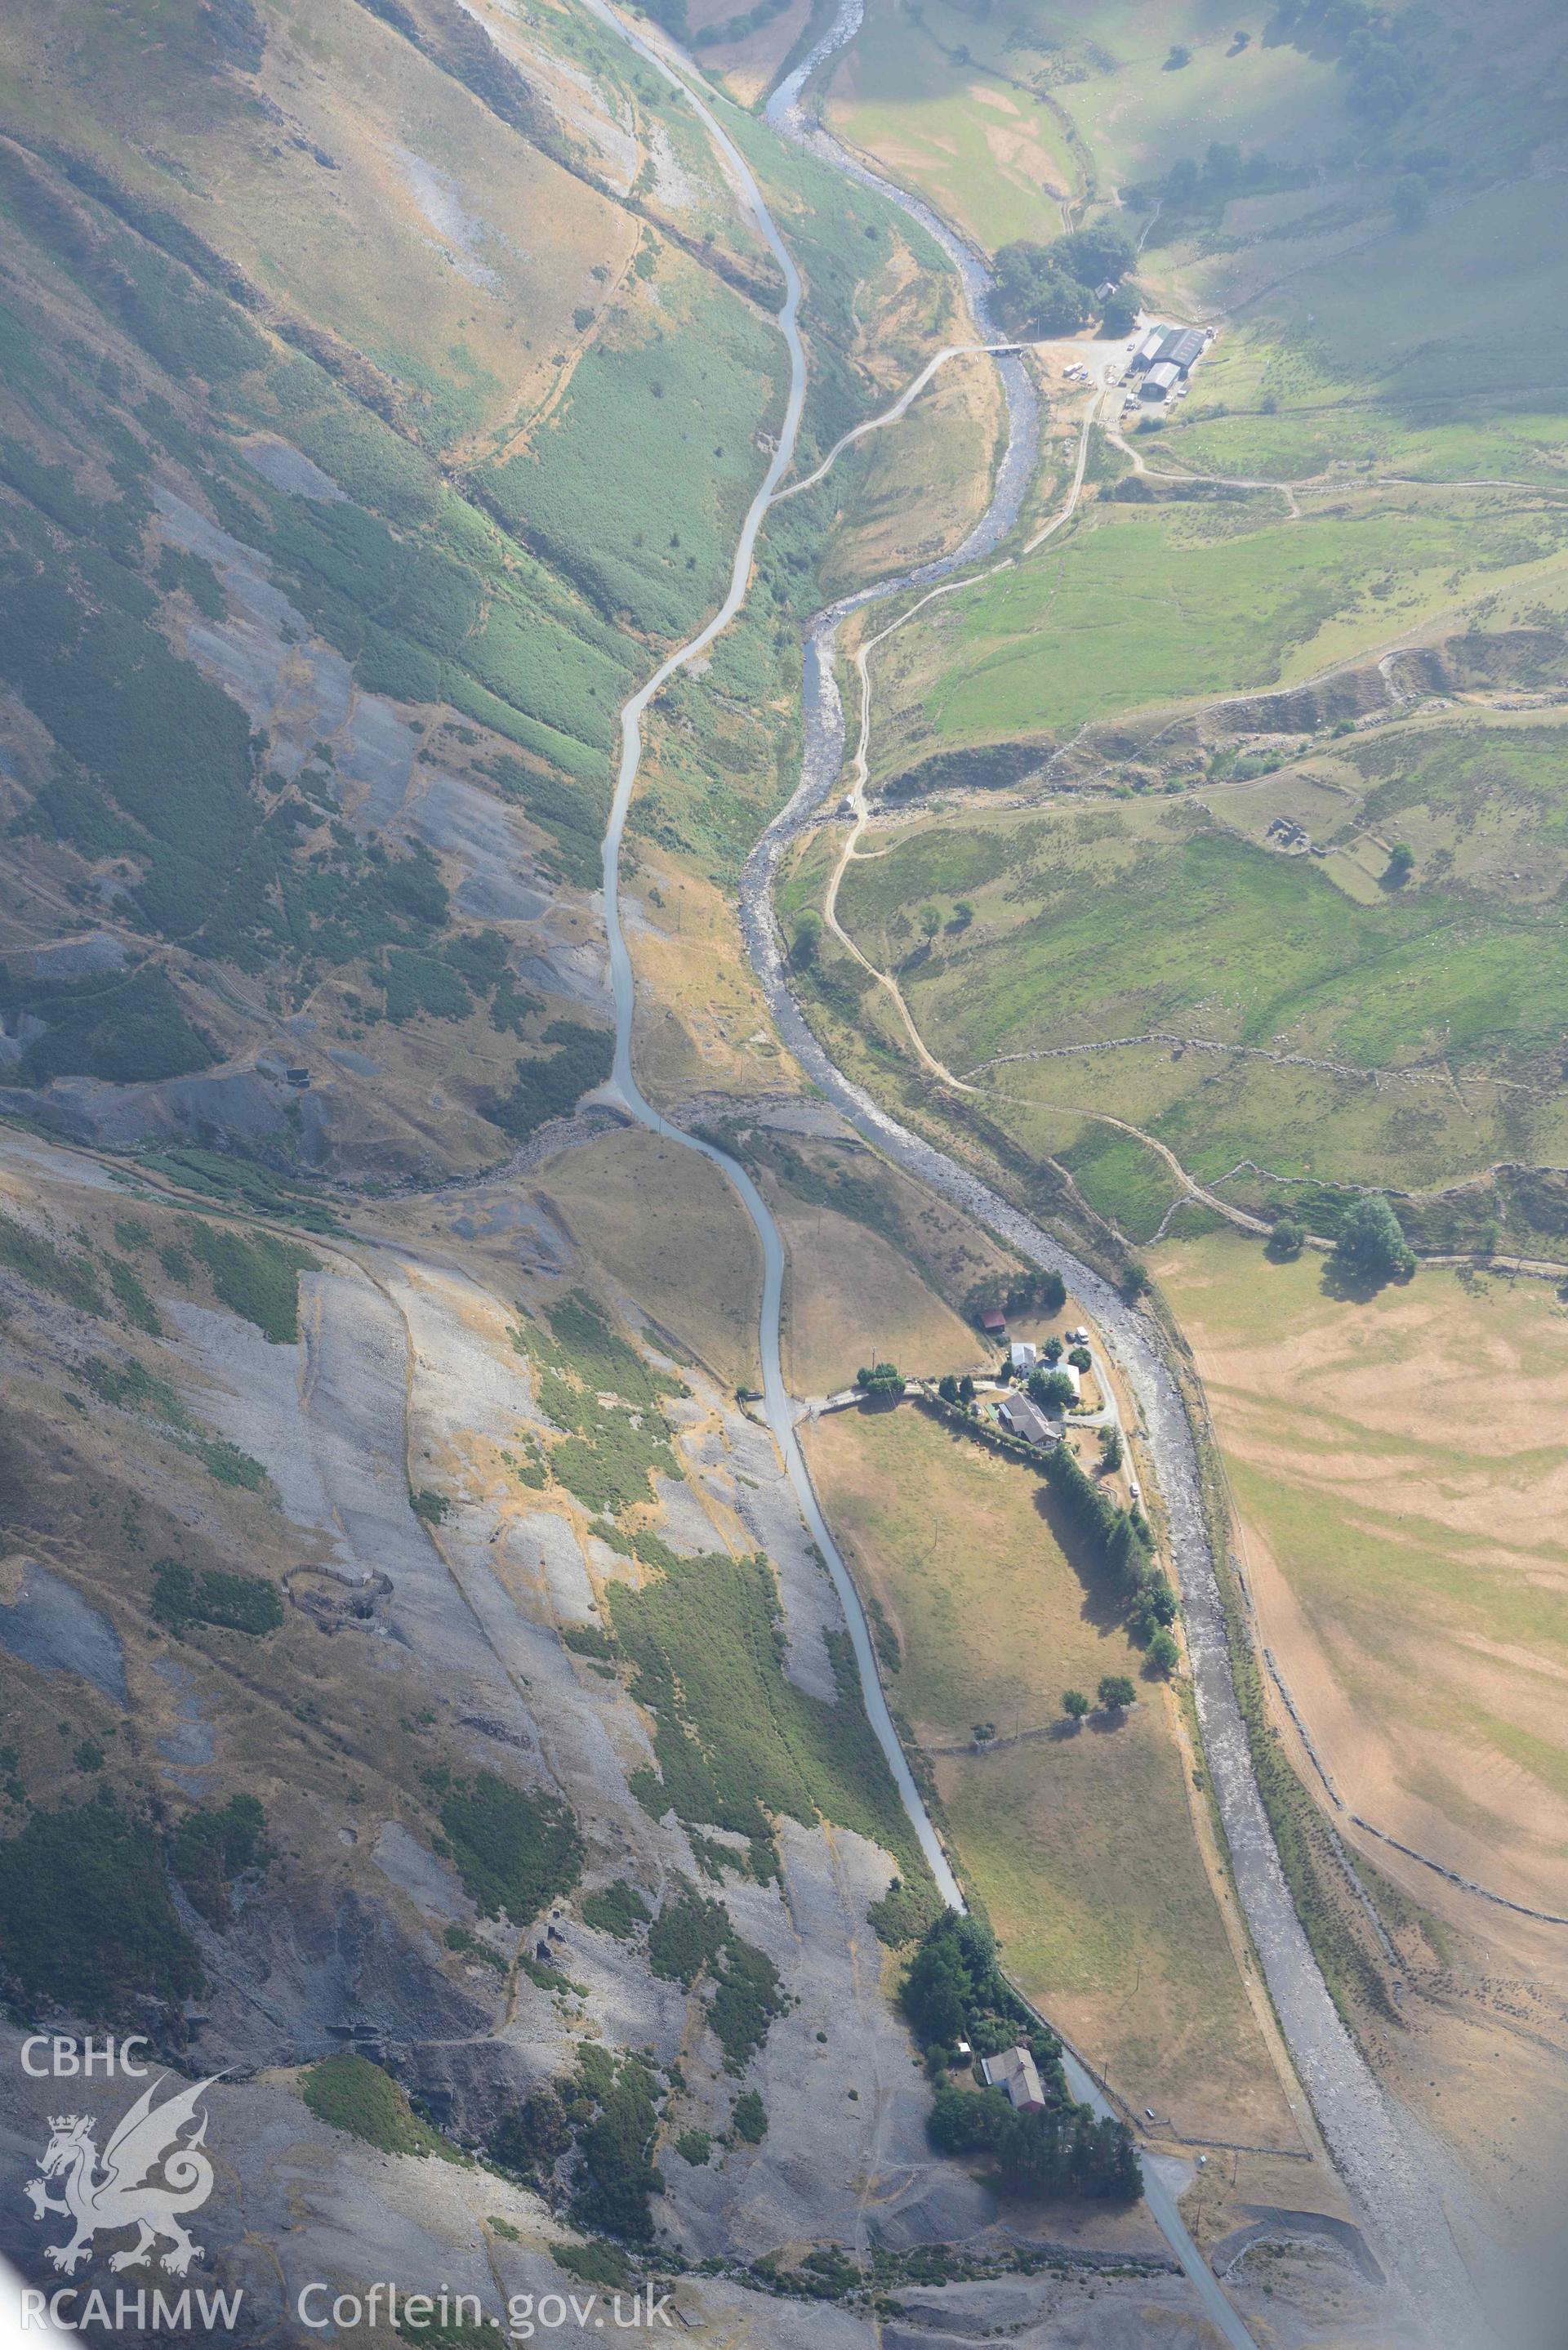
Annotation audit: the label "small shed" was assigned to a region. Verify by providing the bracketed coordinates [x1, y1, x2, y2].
[980, 1308, 1007, 1336]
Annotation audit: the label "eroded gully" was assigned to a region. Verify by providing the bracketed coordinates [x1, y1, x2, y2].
[580, 2, 1484, 2341]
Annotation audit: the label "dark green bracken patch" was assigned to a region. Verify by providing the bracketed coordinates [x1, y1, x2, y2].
[646, 1887, 785, 2073]
[0, 1799, 202, 2018]
[568, 2045, 663, 2244]
[435, 1770, 583, 1926]
[608, 1540, 930, 1897]
[152, 1556, 283, 1636]
[480, 1019, 612, 1139]
[581, 1880, 650, 1940]
[168, 1793, 269, 1928]
[303, 2052, 459, 2159]
[0, 1212, 104, 1315]
[182, 1220, 318, 1343]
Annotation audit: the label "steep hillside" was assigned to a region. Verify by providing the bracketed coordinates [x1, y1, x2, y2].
[0, 1120, 1271, 2341]
[0, 0, 948, 1186]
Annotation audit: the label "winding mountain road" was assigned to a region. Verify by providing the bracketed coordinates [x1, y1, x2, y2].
[578, 2, 1489, 2342]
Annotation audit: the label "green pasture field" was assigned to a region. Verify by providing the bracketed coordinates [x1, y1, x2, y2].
[1162, 178, 1568, 487]
[480, 249, 787, 646]
[829, 0, 1343, 243]
[826, 0, 1078, 252]
[873, 490, 1568, 758]
[1057, 1125, 1185, 1246]
[841, 809, 1568, 1081]
[821, 781, 1568, 1206]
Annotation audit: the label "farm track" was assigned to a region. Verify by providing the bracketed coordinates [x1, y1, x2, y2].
[742, 27, 1506, 2350]
[572, 0, 1495, 2339]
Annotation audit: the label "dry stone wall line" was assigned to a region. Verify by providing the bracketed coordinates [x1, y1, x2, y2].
[581, 2, 1490, 2338]
[732, 86, 1494, 2350]
[737, 916, 1490, 2348]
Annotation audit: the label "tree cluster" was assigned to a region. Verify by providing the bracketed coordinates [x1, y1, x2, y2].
[1037, 1434, 1151, 1590]
[857, 1360, 905, 1396]
[1331, 1193, 1415, 1284]
[1267, 1212, 1304, 1260]
[927, 2081, 1141, 2202]
[1127, 139, 1305, 222]
[1036, 1438, 1176, 1661]
[900, 1912, 1062, 2075]
[991, 227, 1138, 340]
[1269, 0, 1420, 124]
[967, 1269, 1066, 1323]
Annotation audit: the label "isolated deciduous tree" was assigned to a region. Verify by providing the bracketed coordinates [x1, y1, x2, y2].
[1098, 1674, 1136, 1712]
[1062, 1689, 1090, 1720]
[791, 909, 822, 966]
[1267, 1214, 1304, 1260]
[1133, 1570, 1178, 1631]
[1165, 42, 1192, 68]
[1067, 1346, 1093, 1371]
[1385, 841, 1415, 885]
[1147, 1629, 1180, 1675]
[1332, 1193, 1415, 1283]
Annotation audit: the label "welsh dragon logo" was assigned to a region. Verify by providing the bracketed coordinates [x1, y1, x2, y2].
[24, 2074, 219, 2276]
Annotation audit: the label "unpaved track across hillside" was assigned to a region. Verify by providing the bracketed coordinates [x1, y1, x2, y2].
[580, 2, 1489, 2341]
[577, 0, 1261, 2334]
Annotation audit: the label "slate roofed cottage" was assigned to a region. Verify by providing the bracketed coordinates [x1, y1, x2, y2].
[997, 1394, 1056, 1445]
[981, 2045, 1047, 2112]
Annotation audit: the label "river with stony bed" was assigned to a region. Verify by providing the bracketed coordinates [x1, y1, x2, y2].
[581, 2, 1488, 2339]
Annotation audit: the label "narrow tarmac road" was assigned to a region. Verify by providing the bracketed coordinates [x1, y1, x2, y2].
[583, 3, 1489, 2341]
